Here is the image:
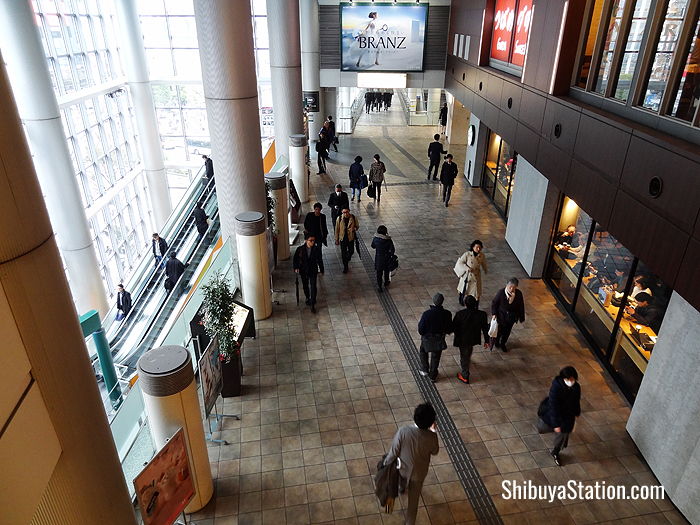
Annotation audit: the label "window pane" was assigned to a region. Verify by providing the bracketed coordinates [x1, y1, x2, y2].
[58, 55, 75, 93]
[172, 49, 201, 78]
[182, 108, 208, 136]
[178, 84, 205, 107]
[614, 0, 652, 101]
[256, 49, 270, 81]
[169, 17, 198, 48]
[74, 53, 91, 88]
[595, 0, 626, 94]
[669, 17, 700, 122]
[145, 49, 175, 78]
[140, 16, 170, 47]
[152, 84, 179, 107]
[63, 15, 82, 53]
[254, 17, 269, 49]
[137, 0, 165, 15]
[576, 0, 607, 87]
[47, 14, 67, 54]
[165, 0, 195, 15]
[157, 108, 183, 135]
[162, 136, 187, 163]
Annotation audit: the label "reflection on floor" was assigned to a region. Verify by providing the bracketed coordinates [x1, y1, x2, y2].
[191, 107, 682, 525]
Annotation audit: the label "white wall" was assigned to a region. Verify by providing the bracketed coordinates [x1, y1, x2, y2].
[465, 113, 488, 186]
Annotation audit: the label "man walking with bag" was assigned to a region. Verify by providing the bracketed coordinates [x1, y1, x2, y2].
[427, 134, 447, 180]
[293, 234, 321, 313]
[417, 293, 453, 382]
[490, 277, 525, 352]
[452, 295, 490, 384]
[335, 207, 359, 274]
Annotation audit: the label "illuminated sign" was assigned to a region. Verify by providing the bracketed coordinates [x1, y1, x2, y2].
[341, 4, 428, 72]
[490, 0, 532, 68]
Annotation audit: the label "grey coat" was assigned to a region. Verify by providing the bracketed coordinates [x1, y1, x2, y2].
[383, 425, 439, 482]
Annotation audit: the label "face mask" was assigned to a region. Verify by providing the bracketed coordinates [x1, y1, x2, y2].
[336, 191, 341, 195]
[564, 379, 575, 387]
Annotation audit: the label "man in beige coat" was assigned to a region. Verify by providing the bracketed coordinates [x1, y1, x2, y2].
[455, 239, 488, 307]
[335, 207, 359, 273]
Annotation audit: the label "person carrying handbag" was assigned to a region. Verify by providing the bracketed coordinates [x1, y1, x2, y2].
[490, 277, 525, 353]
[454, 240, 488, 307]
[368, 153, 386, 202]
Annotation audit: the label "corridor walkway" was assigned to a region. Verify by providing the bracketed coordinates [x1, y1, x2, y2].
[193, 106, 684, 525]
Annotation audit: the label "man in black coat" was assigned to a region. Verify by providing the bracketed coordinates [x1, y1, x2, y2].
[427, 134, 447, 180]
[202, 155, 214, 180]
[327, 184, 350, 226]
[370, 225, 395, 292]
[490, 277, 525, 352]
[452, 295, 490, 384]
[152, 233, 168, 267]
[293, 234, 321, 313]
[165, 251, 186, 292]
[303, 202, 329, 274]
[365, 91, 372, 113]
[327, 115, 338, 152]
[193, 201, 209, 239]
[537, 366, 581, 466]
[116, 284, 132, 320]
[417, 293, 453, 382]
[439, 154, 459, 207]
[439, 103, 448, 134]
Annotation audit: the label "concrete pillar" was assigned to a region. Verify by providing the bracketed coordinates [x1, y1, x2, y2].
[427, 88, 442, 126]
[627, 292, 700, 524]
[0, 1, 110, 317]
[465, 113, 489, 187]
[300, 0, 322, 131]
[289, 134, 309, 204]
[267, 0, 304, 160]
[235, 212, 272, 320]
[265, 172, 291, 261]
[137, 346, 213, 513]
[194, 0, 267, 241]
[114, 0, 172, 228]
[504, 156, 560, 277]
[446, 93, 470, 145]
[0, 50, 136, 525]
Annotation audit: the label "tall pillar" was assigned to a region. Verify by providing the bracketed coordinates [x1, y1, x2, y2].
[407, 88, 418, 112]
[0, 1, 109, 317]
[300, 0, 322, 130]
[265, 172, 291, 260]
[337, 87, 354, 134]
[194, 0, 267, 241]
[267, 0, 304, 160]
[114, 0, 172, 228]
[289, 134, 309, 204]
[0, 50, 136, 525]
[235, 212, 273, 320]
[427, 88, 442, 125]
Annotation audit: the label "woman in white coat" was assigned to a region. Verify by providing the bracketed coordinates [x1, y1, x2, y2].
[455, 240, 488, 307]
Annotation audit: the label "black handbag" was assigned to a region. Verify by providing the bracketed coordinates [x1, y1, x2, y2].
[387, 254, 399, 272]
[537, 397, 549, 417]
[367, 184, 376, 199]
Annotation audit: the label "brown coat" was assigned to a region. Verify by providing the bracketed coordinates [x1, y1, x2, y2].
[455, 250, 488, 300]
[334, 213, 359, 243]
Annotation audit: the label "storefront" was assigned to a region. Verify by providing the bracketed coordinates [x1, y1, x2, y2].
[546, 197, 672, 402]
[481, 131, 517, 219]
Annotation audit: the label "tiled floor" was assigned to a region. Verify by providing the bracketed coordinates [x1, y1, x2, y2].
[191, 106, 687, 524]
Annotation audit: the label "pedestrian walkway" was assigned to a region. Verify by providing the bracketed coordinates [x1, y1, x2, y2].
[192, 107, 683, 525]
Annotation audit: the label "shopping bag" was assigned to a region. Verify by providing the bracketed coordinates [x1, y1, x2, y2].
[488, 317, 498, 338]
[367, 184, 376, 199]
[361, 174, 369, 189]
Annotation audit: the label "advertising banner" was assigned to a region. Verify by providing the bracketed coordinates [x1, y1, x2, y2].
[511, 0, 533, 67]
[198, 338, 222, 417]
[134, 428, 194, 525]
[490, 0, 516, 63]
[341, 4, 428, 72]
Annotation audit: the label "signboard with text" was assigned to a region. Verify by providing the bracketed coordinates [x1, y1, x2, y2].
[490, 0, 532, 69]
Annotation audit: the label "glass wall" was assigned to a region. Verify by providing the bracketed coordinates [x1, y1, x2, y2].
[481, 132, 518, 219]
[546, 197, 672, 401]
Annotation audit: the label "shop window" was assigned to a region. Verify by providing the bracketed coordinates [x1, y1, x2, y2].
[668, 16, 700, 123]
[481, 133, 518, 219]
[595, 0, 627, 95]
[489, 0, 533, 76]
[613, 0, 652, 101]
[482, 132, 501, 200]
[576, 0, 607, 88]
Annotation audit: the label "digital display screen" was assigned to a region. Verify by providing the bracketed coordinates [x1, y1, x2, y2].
[341, 4, 428, 72]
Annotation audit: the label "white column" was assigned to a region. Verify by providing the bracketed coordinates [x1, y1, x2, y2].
[300, 0, 322, 131]
[194, 0, 267, 241]
[427, 88, 442, 125]
[267, 0, 304, 160]
[0, 1, 109, 317]
[407, 88, 418, 112]
[289, 134, 309, 204]
[337, 87, 354, 134]
[114, 0, 172, 228]
[0, 50, 136, 525]
[265, 172, 291, 261]
[235, 212, 272, 320]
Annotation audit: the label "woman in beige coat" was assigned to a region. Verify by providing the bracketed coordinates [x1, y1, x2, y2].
[455, 240, 488, 306]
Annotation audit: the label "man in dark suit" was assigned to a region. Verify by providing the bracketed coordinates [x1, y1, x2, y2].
[327, 115, 338, 152]
[152, 233, 168, 267]
[193, 201, 209, 239]
[202, 154, 214, 179]
[293, 234, 321, 313]
[116, 284, 132, 321]
[439, 154, 459, 206]
[427, 134, 447, 180]
[165, 251, 186, 292]
[327, 184, 350, 226]
[303, 202, 329, 274]
[417, 293, 453, 382]
[490, 277, 526, 352]
[452, 295, 490, 384]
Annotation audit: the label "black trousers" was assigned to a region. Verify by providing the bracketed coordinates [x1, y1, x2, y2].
[376, 268, 390, 288]
[340, 239, 354, 269]
[316, 245, 325, 273]
[492, 320, 515, 346]
[300, 272, 318, 305]
[428, 160, 440, 179]
[331, 210, 340, 228]
[419, 347, 442, 380]
[459, 345, 474, 378]
[373, 181, 382, 200]
[365, 102, 371, 113]
[442, 184, 453, 204]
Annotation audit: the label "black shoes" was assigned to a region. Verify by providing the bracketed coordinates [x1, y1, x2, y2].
[305, 298, 311, 305]
[445, 202, 449, 207]
[551, 451, 561, 466]
[342, 267, 348, 274]
[501, 344, 508, 353]
[311, 305, 316, 314]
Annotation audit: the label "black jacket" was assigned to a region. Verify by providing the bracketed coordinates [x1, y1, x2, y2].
[418, 305, 453, 352]
[165, 257, 186, 285]
[328, 191, 350, 213]
[491, 288, 525, 325]
[117, 291, 132, 314]
[349, 162, 364, 188]
[303, 212, 329, 245]
[439, 162, 458, 186]
[428, 141, 446, 161]
[371, 234, 395, 271]
[152, 237, 168, 257]
[293, 244, 321, 276]
[439, 106, 448, 125]
[204, 157, 214, 178]
[452, 308, 489, 347]
[194, 207, 208, 228]
[328, 120, 336, 137]
[374, 455, 400, 512]
[541, 376, 581, 433]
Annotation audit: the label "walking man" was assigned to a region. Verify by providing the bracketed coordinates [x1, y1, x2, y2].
[116, 284, 132, 321]
[438, 103, 448, 135]
[335, 208, 359, 274]
[193, 201, 209, 239]
[165, 251, 186, 293]
[152, 233, 168, 268]
[371, 225, 395, 292]
[452, 295, 490, 383]
[365, 91, 372, 114]
[202, 154, 214, 180]
[417, 293, 453, 382]
[427, 134, 446, 180]
[303, 202, 329, 274]
[490, 277, 526, 352]
[316, 122, 331, 174]
[369, 154, 386, 202]
[537, 366, 581, 466]
[293, 234, 321, 313]
[327, 115, 338, 152]
[439, 154, 458, 206]
[328, 183, 350, 226]
[383, 403, 439, 525]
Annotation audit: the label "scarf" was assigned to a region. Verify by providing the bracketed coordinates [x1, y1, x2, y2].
[505, 288, 515, 304]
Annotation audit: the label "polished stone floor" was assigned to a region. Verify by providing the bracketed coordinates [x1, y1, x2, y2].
[191, 105, 685, 524]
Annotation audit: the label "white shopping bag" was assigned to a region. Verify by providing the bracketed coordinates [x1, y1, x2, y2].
[488, 317, 498, 338]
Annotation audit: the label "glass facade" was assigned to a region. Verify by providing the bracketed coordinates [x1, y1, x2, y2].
[546, 197, 671, 401]
[481, 132, 517, 219]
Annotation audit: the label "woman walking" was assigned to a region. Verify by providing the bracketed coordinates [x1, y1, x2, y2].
[537, 366, 581, 466]
[454, 240, 488, 307]
[368, 154, 386, 202]
[349, 155, 364, 202]
[371, 225, 395, 292]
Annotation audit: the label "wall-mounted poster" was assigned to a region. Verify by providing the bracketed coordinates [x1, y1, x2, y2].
[198, 338, 222, 417]
[134, 428, 194, 525]
[490, 0, 532, 68]
[341, 4, 428, 72]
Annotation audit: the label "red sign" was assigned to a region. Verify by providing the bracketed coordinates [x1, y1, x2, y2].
[491, 0, 516, 62]
[511, 0, 533, 67]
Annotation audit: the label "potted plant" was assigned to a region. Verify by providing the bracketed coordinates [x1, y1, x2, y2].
[265, 180, 278, 265]
[200, 272, 242, 397]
